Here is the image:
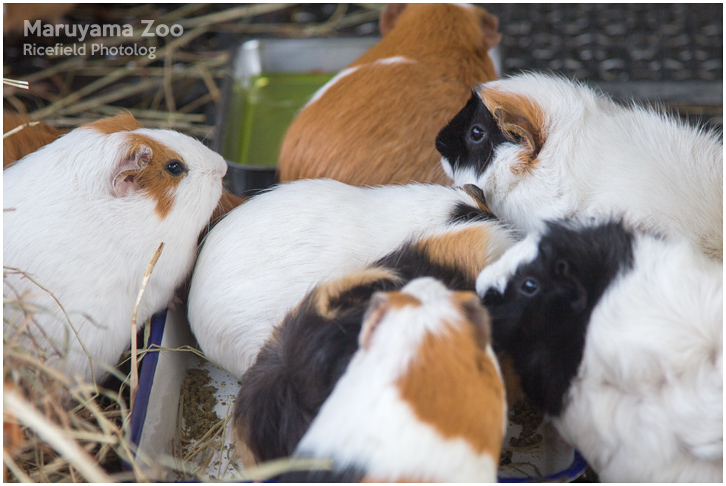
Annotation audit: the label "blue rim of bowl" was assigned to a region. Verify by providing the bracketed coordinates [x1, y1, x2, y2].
[129, 309, 168, 449]
[498, 450, 589, 483]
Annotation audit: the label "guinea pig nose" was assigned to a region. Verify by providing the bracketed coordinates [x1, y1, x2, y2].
[482, 287, 503, 306]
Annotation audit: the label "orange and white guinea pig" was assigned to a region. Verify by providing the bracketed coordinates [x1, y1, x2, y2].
[3, 113, 227, 383]
[278, 3, 501, 186]
[277, 277, 507, 482]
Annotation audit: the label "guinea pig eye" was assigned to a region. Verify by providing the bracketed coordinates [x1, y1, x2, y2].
[469, 125, 486, 143]
[520, 278, 539, 297]
[165, 159, 186, 176]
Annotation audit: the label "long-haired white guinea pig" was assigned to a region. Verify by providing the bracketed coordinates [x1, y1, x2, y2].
[188, 178, 509, 378]
[277, 277, 506, 482]
[476, 218, 723, 482]
[3, 113, 227, 383]
[436, 72, 723, 260]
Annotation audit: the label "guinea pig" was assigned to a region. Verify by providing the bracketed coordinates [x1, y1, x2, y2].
[276, 277, 506, 482]
[188, 178, 511, 379]
[3, 111, 66, 169]
[3, 112, 227, 383]
[233, 218, 514, 465]
[278, 3, 501, 187]
[435, 72, 723, 260]
[476, 218, 723, 482]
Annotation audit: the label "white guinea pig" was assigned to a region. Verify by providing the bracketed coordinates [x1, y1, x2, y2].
[279, 277, 506, 483]
[187, 178, 508, 378]
[436, 72, 723, 260]
[3, 113, 226, 384]
[476, 218, 722, 482]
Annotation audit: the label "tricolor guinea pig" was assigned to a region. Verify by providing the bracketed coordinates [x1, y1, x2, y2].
[278, 3, 501, 187]
[435, 72, 723, 260]
[476, 218, 723, 482]
[232, 219, 513, 465]
[188, 178, 511, 379]
[276, 277, 506, 482]
[3, 113, 227, 383]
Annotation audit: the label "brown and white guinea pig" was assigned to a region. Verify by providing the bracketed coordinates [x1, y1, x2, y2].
[3, 112, 227, 384]
[435, 72, 723, 260]
[3, 111, 66, 168]
[278, 3, 501, 187]
[188, 178, 515, 381]
[274, 277, 506, 482]
[233, 218, 515, 466]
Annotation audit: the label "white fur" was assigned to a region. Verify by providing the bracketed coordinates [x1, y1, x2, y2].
[557, 235, 723, 482]
[477, 226, 723, 482]
[187, 179, 509, 378]
[475, 231, 539, 295]
[453, 73, 723, 260]
[3, 125, 226, 383]
[295, 277, 501, 482]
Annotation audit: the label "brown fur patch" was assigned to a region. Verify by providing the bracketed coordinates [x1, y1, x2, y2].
[396, 314, 505, 459]
[414, 226, 496, 283]
[278, 4, 499, 187]
[386, 291, 422, 310]
[84, 111, 143, 134]
[125, 133, 185, 218]
[231, 417, 259, 468]
[313, 267, 401, 319]
[481, 89, 545, 173]
[3, 112, 66, 168]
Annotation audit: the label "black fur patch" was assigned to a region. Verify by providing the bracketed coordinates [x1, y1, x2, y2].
[449, 201, 497, 224]
[435, 89, 508, 177]
[482, 220, 635, 416]
[276, 464, 366, 483]
[233, 275, 399, 463]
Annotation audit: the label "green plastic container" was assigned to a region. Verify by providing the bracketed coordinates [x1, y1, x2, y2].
[218, 38, 379, 195]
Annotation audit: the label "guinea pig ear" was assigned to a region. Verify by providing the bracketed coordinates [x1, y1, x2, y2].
[483, 90, 544, 170]
[462, 183, 492, 214]
[554, 259, 587, 313]
[478, 9, 502, 49]
[456, 291, 493, 349]
[359, 292, 390, 350]
[112, 143, 152, 197]
[379, 3, 406, 36]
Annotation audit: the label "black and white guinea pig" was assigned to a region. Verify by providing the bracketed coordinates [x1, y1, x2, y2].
[188, 178, 514, 379]
[273, 277, 506, 483]
[476, 218, 723, 482]
[232, 218, 514, 466]
[435, 72, 723, 260]
[3, 113, 226, 383]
